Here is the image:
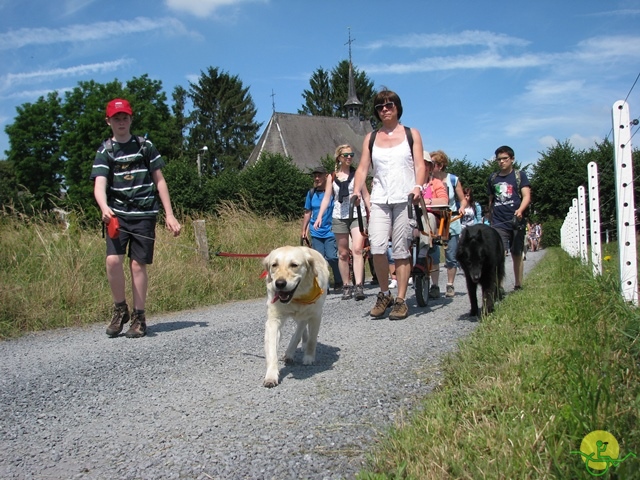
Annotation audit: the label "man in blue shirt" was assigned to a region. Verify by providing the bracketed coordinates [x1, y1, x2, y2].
[301, 166, 342, 292]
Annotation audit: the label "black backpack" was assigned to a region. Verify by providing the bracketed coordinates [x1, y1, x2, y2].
[102, 135, 150, 192]
[368, 126, 414, 158]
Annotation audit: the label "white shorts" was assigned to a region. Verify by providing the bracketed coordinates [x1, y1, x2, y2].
[368, 202, 412, 260]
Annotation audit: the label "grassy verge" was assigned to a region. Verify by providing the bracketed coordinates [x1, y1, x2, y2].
[0, 203, 299, 339]
[358, 247, 640, 479]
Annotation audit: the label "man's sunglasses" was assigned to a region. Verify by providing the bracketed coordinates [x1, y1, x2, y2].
[374, 102, 395, 112]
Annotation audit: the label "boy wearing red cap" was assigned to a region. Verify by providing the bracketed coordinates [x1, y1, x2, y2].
[90, 98, 181, 338]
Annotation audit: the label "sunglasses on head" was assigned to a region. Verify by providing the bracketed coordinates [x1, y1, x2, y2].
[374, 101, 395, 112]
[341, 152, 355, 158]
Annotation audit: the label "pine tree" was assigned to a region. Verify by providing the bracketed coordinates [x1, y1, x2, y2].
[187, 67, 261, 173]
[299, 60, 375, 119]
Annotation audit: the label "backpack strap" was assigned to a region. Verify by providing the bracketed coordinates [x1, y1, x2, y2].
[102, 134, 150, 196]
[368, 126, 414, 159]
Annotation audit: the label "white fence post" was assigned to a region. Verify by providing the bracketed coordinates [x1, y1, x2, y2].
[587, 162, 602, 276]
[612, 100, 638, 305]
[563, 200, 580, 257]
[578, 186, 588, 265]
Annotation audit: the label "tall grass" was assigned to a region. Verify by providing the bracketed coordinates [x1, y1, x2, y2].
[0, 203, 299, 339]
[358, 248, 640, 479]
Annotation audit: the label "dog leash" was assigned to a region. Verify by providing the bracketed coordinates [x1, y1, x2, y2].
[214, 251, 268, 258]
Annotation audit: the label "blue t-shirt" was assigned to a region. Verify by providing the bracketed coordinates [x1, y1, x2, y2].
[304, 189, 335, 239]
[487, 169, 530, 228]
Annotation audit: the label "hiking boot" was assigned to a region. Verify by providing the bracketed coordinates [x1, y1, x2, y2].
[429, 285, 441, 299]
[125, 311, 147, 338]
[370, 292, 394, 318]
[354, 284, 365, 301]
[389, 298, 409, 321]
[341, 285, 353, 300]
[106, 303, 129, 337]
[445, 284, 455, 298]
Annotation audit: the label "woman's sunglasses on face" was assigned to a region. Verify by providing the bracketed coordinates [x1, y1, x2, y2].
[374, 102, 395, 112]
[341, 152, 355, 158]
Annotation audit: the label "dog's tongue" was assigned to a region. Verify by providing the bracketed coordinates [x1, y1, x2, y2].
[273, 291, 293, 304]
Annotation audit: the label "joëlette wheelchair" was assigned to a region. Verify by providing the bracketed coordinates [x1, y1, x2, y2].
[408, 193, 461, 307]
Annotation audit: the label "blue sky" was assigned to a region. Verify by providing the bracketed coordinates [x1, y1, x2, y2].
[1, 0, 639, 167]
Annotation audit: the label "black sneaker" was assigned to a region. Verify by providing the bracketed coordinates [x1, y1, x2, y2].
[106, 303, 129, 337]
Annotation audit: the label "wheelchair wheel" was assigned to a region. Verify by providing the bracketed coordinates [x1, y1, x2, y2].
[415, 273, 430, 307]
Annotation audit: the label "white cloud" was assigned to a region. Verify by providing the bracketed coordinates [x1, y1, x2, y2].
[61, 0, 97, 17]
[583, 9, 640, 17]
[537, 133, 600, 152]
[574, 35, 640, 64]
[0, 59, 132, 90]
[568, 133, 602, 149]
[364, 51, 558, 74]
[520, 79, 587, 106]
[0, 17, 192, 50]
[185, 73, 200, 84]
[364, 30, 530, 51]
[165, 0, 267, 18]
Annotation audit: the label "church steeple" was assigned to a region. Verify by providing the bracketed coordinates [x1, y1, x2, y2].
[343, 28, 362, 120]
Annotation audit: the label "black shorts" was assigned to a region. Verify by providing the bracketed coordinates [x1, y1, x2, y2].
[106, 217, 156, 265]
[495, 227, 525, 257]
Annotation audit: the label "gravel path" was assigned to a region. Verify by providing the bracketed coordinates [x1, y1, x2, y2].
[0, 249, 545, 480]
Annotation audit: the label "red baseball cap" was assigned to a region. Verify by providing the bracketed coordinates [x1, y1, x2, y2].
[106, 98, 133, 118]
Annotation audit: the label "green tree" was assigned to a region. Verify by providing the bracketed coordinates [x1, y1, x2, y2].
[187, 67, 261, 174]
[239, 152, 310, 219]
[300, 67, 333, 116]
[530, 140, 588, 222]
[160, 155, 207, 214]
[4, 92, 64, 210]
[171, 85, 189, 158]
[299, 60, 375, 120]
[0, 160, 27, 210]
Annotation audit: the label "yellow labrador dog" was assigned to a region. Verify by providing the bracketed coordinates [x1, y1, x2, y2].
[262, 246, 330, 388]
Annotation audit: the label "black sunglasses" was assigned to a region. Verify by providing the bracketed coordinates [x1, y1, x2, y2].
[341, 152, 355, 158]
[374, 101, 395, 112]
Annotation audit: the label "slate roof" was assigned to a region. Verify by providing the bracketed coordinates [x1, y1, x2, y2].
[247, 112, 374, 172]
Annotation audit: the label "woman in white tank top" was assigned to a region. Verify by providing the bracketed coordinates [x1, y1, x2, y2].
[352, 89, 426, 321]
